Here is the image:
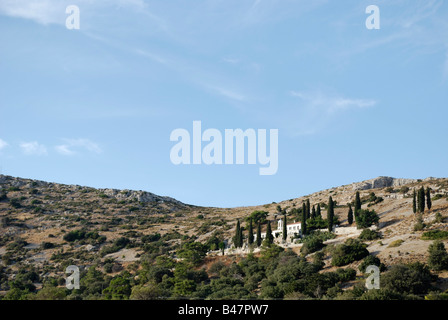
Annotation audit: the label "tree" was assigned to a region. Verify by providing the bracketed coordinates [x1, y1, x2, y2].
[246, 211, 268, 225]
[354, 191, 362, 214]
[256, 223, 262, 247]
[302, 202, 306, 221]
[381, 262, 433, 295]
[426, 187, 432, 211]
[311, 205, 316, 219]
[355, 209, 380, 229]
[347, 204, 353, 225]
[418, 186, 425, 213]
[282, 214, 287, 242]
[306, 199, 311, 219]
[266, 221, 273, 244]
[316, 204, 321, 218]
[301, 205, 307, 236]
[234, 220, 241, 248]
[239, 223, 243, 248]
[276, 205, 282, 214]
[248, 218, 254, 245]
[428, 240, 448, 271]
[328, 196, 334, 232]
[103, 274, 132, 300]
[218, 242, 225, 255]
[412, 189, 417, 214]
[331, 239, 369, 267]
[178, 242, 208, 265]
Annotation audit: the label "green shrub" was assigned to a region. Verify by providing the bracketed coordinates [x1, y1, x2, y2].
[9, 198, 22, 209]
[300, 236, 324, 256]
[63, 229, 86, 242]
[422, 230, 448, 240]
[388, 239, 404, 248]
[413, 215, 425, 231]
[434, 212, 444, 224]
[41, 242, 55, 250]
[358, 255, 386, 273]
[335, 268, 357, 282]
[331, 239, 369, 267]
[355, 209, 379, 229]
[428, 241, 448, 271]
[359, 229, 381, 241]
[381, 262, 435, 295]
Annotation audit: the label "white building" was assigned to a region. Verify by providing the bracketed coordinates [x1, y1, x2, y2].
[256, 219, 302, 242]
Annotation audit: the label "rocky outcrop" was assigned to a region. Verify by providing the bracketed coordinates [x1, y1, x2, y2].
[99, 188, 183, 205]
[351, 176, 417, 191]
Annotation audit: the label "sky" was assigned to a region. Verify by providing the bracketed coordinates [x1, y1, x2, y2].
[0, 0, 447, 208]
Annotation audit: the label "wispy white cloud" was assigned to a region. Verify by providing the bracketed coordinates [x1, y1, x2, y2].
[397, 0, 443, 29]
[0, 0, 63, 25]
[283, 90, 377, 136]
[134, 49, 168, 65]
[0, 139, 8, 150]
[207, 85, 247, 102]
[55, 139, 102, 156]
[20, 141, 48, 156]
[0, 0, 150, 25]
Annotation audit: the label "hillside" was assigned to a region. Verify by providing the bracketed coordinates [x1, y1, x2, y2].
[1, 174, 448, 299]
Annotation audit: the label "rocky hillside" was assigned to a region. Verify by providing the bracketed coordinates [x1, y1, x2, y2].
[1, 174, 448, 299]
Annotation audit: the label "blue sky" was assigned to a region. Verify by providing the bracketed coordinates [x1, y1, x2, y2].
[0, 0, 447, 207]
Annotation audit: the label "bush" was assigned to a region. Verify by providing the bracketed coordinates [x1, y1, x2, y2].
[428, 241, 448, 271]
[300, 236, 324, 256]
[63, 230, 86, 242]
[381, 262, 435, 295]
[359, 288, 404, 300]
[355, 209, 379, 229]
[413, 215, 425, 231]
[335, 268, 357, 282]
[141, 233, 161, 243]
[177, 242, 208, 265]
[9, 198, 22, 209]
[331, 239, 369, 267]
[432, 194, 444, 201]
[0, 192, 8, 201]
[41, 242, 55, 250]
[358, 255, 386, 273]
[388, 239, 404, 248]
[422, 230, 448, 240]
[358, 229, 381, 241]
[434, 212, 444, 224]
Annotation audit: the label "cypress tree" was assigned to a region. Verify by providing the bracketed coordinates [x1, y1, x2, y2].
[248, 218, 254, 245]
[302, 202, 306, 221]
[347, 203, 353, 225]
[282, 214, 287, 242]
[301, 205, 307, 236]
[239, 224, 243, 247]
[256, 223, 262, 247]
[311, 205, 316, 219]
[426, 187, 432, 211]
[266, 221, 273, 244]
[355, 191, 362, 214]
[418, 186, 425, 213]
[328, 196, 334, 232]
[234, 220, 241, 248]
[306, 199, 311, 219]
[413, 189, 417, 214]
[317, 203, 321, 218]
